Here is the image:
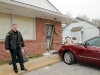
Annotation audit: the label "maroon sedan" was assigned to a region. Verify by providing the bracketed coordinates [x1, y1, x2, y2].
[58, 36, 100, 66]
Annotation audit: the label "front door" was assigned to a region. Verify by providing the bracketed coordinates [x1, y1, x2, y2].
[46, 24, 53, 50]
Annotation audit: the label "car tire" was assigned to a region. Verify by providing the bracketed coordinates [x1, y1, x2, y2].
[63, 51, 75, 65]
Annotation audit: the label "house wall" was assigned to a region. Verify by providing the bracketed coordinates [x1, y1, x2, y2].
[62, 21, 99, 42]
[0, 17, 62, 60]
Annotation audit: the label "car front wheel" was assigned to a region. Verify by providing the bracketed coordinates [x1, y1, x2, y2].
[63, 51, 75, 65]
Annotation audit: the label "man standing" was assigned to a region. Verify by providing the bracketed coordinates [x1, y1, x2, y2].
[5, 24, 27, 73]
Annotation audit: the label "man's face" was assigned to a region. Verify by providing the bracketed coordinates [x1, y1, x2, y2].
[12, 24, 18, 31]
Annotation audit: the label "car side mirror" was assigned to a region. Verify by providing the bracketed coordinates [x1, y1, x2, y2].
[81, 43, 88, 47]
[83, 42, 90, 47]
[85, 42, 90, 46]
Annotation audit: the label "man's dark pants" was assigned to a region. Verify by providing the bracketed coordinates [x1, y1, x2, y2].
[10, 47, 24, 70]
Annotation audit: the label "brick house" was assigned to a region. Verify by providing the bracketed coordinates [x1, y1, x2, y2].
[0, 0, 77, 60]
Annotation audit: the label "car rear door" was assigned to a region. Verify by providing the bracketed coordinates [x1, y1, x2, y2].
[77, 37, 100, 66]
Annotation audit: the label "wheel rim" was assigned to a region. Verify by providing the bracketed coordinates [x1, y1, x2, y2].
[64, 53, 71, 63]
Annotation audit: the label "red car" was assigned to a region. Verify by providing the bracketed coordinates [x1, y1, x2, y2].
[58, 36, 100, 66]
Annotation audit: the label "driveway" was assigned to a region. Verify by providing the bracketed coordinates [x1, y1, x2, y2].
[23, 61, 100, 75]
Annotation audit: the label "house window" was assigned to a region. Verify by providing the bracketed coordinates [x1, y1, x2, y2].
[0, 12, 11, 40]
[14, 15, 34, 40]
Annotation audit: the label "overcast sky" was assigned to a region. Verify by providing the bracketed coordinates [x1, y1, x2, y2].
[49, 0, 100, 20]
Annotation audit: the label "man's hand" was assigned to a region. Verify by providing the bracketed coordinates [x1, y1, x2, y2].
[21, 47, 25, 52]
[22, 47, 25, 50]
[6, 50, 10, 53]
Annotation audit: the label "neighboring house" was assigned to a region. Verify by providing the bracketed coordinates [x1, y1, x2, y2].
[0, 0, 77, 60]
[62, 17, 99, 43]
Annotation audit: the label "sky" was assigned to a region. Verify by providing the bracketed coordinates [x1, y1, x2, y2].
[49, 0, 100, 20]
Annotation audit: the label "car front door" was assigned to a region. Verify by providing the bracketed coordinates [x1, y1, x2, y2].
[78, 37, 100, 66]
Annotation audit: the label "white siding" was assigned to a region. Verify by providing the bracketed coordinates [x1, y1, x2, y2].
[62, 21, 99, 42]
[14, 15, 34, 40]
[0, 12, 11, 39]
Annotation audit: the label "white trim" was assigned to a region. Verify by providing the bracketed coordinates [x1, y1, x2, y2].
[45, 0, 61, 14]
[0, 0, 60, 15]
[11, 14, 14, 25]
[13, 0, 60, 14]
[34, 17, 36, 40]
[0, 0, 78, 24]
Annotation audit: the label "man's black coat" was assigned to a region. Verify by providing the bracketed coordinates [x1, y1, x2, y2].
[5, 30, 25, 50]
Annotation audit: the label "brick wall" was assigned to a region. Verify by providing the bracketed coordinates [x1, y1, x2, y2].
[0, 17, 62, 60]
[36, 18, 62, 51]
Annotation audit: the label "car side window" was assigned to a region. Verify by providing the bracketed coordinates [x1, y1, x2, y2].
[86, 37, 100, 47]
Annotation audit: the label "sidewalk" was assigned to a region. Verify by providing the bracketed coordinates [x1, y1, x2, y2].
[0, 54, 62, 75]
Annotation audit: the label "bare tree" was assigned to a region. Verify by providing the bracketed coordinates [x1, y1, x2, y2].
[91, 19, 100, 27]
[65, 11, 72, 18]
[77, 15, 90, 21]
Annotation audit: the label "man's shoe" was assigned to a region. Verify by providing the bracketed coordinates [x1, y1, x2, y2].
[14, 69, 18, 73]
[21, 68, 27, 71]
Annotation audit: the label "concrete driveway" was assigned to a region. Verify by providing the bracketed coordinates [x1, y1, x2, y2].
[24, 61, 100, 75]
